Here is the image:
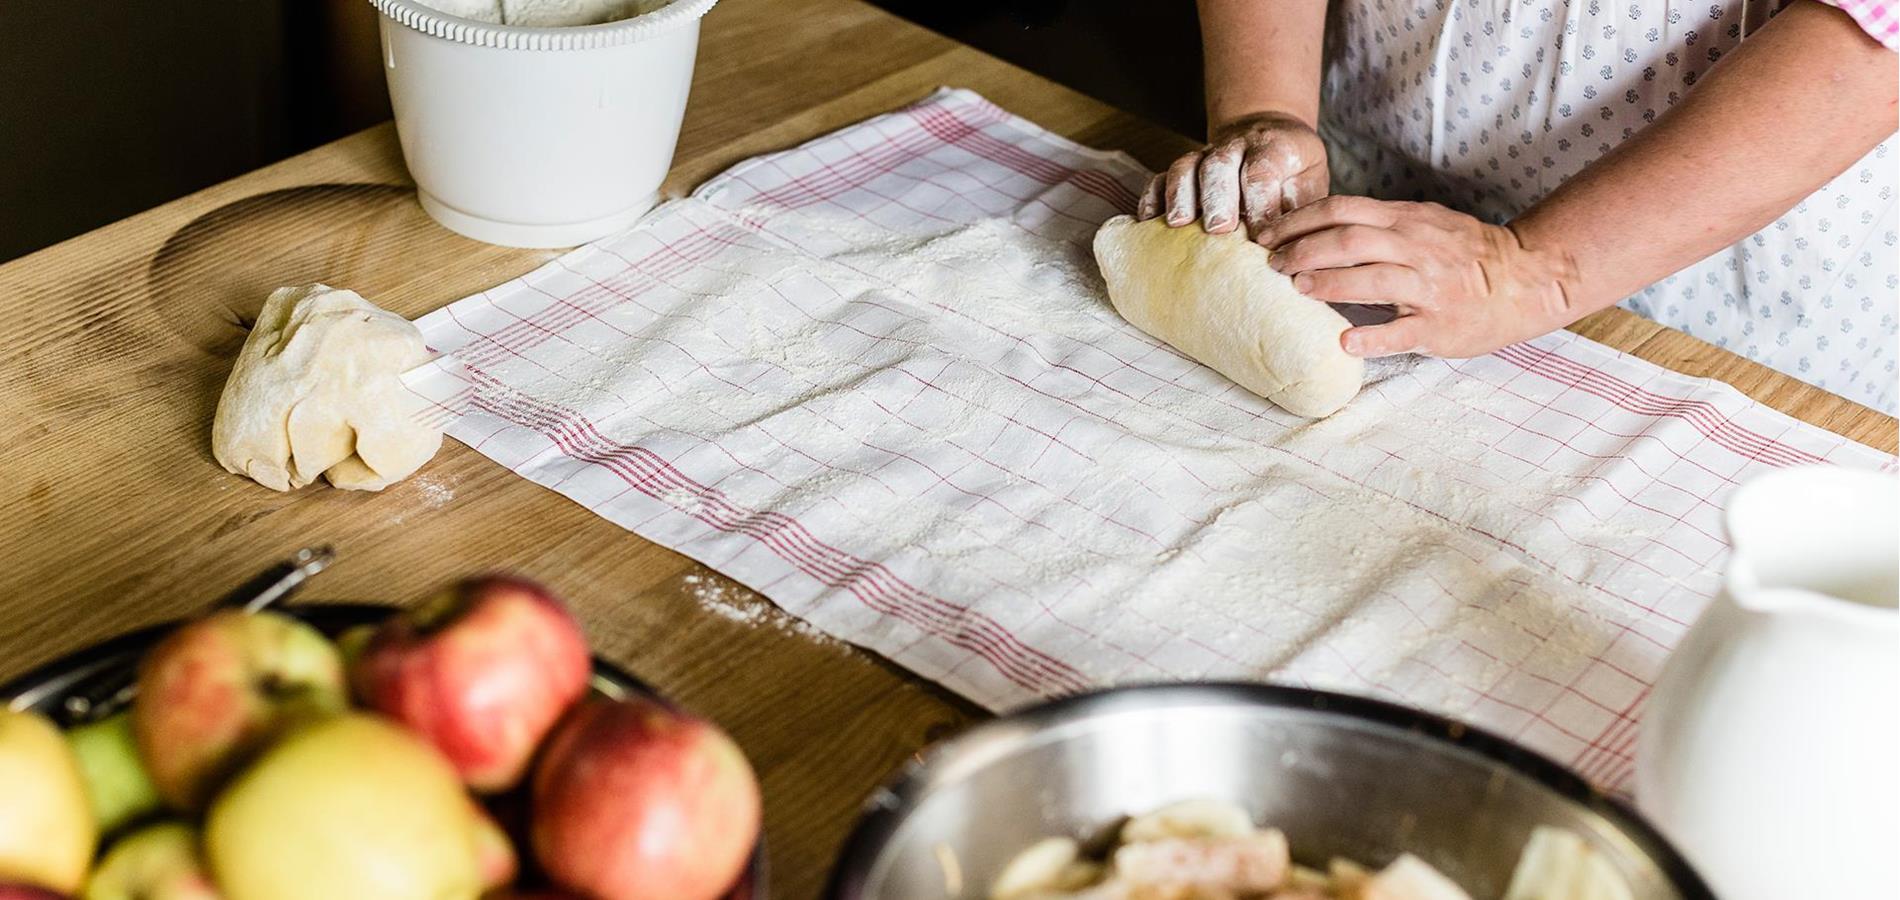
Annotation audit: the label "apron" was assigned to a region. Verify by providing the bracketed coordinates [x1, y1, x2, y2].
[1319, 0, 1900, 413]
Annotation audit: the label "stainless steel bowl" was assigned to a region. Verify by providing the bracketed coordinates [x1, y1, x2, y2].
[827, 683, 1710, 899]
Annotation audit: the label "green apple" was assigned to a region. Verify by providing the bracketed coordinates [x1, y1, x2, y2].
[133, 609, 347, 811]
[0, 708, 98, 894]
[205, 713, 481, 900]
[66, 712, 161, 835]
[83, 821, 218, 900]
[333, 625, 376, 673]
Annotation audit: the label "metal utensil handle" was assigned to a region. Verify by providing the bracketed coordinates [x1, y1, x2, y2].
[50, 545, 337, 723]
[224, 544, 336, 613]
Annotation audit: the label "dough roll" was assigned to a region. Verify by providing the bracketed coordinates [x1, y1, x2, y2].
[1092, 215, 1364, 418]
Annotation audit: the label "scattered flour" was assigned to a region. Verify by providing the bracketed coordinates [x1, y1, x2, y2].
[681, 570, 760, 625]
[413, 473, 457, 508]
[681, 570, 840, 648]
[385, 472, 458, 526]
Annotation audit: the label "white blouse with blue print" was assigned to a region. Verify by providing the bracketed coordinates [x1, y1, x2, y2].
[1318, 0, 1899, 412]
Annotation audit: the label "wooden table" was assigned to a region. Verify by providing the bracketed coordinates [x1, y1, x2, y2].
[1, 0, 1892, 894]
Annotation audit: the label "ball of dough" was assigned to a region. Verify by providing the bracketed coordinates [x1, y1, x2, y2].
[1092, 215, 1364, 418]
[212, 284, 444, 491]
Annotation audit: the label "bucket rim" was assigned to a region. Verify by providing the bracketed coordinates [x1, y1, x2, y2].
[369, 0, 717, 50]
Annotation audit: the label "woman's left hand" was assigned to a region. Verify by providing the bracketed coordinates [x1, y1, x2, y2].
[1257, 196, 1583, 359]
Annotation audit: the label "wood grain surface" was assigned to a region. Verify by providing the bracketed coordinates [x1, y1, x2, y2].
[0, 0, 1891, 895]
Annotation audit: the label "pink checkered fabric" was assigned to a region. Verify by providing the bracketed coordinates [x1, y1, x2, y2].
[405, 90, 1895, 793]
[1824, 0, 1900, 48]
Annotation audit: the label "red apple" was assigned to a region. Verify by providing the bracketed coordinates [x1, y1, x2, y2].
[132, 609, 347, 811]
[0, 885, 66, 899]
[530, 698, 761, 900]
[351, 576, 591, 792]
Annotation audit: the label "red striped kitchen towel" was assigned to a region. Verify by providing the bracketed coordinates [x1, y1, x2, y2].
[408, 88, 1894, 793]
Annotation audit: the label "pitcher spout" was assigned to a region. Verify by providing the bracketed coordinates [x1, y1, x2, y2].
[1722, 465, 1899, 626]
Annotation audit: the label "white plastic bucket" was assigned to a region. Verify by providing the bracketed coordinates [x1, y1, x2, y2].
[370, 0, 718, 248]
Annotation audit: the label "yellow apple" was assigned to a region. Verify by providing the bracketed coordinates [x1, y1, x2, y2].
[0, 708, 98, 894]
[83, 821, 219, 900]
[469, 801, 519, 893]
[204, 713, 480, 900]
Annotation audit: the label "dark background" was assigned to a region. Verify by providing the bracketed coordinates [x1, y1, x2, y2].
[0, 0, 1203, 264]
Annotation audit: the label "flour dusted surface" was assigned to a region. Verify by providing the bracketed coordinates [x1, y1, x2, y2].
[411, 91, 1891, 793]
[459, 194, 1664, 723]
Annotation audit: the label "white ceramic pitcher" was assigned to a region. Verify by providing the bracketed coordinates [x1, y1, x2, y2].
[1638, 465, 1899, 900]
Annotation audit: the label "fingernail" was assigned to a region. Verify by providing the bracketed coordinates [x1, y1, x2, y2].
[1207, 216, 1231, 232]
[1293, 273, 1312, 291]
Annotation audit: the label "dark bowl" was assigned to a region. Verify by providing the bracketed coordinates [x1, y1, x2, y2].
[1, 602, 766, 900]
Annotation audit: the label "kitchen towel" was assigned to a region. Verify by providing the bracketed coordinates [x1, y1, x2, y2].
[408, 88, 1895, 793]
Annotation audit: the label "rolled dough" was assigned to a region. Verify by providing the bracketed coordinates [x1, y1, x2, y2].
[211, 284, 444, 492]
[1092, 215, 1364, 418]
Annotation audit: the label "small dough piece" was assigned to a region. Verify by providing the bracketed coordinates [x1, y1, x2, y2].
[992, 837, 1082, 899]
[1111, 830, 1290, 894]
[212, 284, 444, 492]
[1356, 854, 1473, 900]
[1501, 827, 1633, 900]
[1092, 214, 1364, 418]
[1120, 797, 1254, 844]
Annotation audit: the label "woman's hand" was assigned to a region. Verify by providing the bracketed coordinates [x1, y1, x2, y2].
[1258, 196, 1583, 359]
[1137, 112, 1329, 237]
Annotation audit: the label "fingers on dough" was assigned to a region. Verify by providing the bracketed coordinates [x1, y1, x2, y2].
[1163, 153, 1203, 226]
[1295, 262, 1421, 305]
[1137, 175, 1164, 221]
[1239, 151, 1287, 231]
[1092, 215, 1364, 418]
[1343, 315, 1431, 359]
[1273, 224, 1411, 274]
[1198, 142, 1244, 233]
[1257, 195, 1397, 247]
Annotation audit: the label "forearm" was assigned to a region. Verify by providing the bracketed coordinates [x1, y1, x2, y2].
[1510, 0, 1898, 322]
[1198, 0, 1328, 134]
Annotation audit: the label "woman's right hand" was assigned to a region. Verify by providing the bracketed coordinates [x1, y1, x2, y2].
[1137, 112, 1330, 238]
